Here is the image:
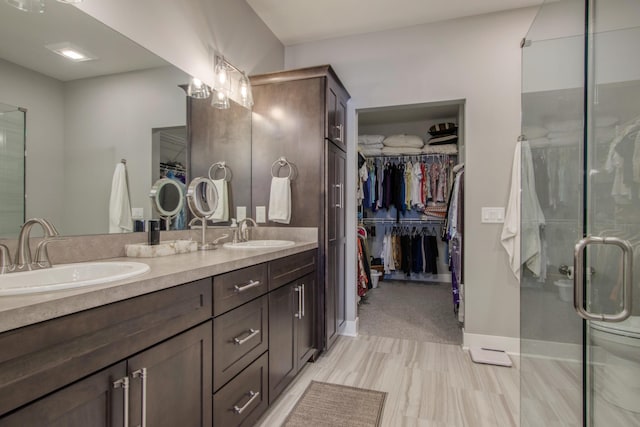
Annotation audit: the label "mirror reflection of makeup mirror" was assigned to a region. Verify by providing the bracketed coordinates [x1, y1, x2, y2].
[186, 177, 219, 250]
[149, 178, 185, 230]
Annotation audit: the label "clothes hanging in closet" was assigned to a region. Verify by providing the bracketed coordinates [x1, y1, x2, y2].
[445, 164, 464, 312]
[357, 235, 371, 296]
[380, 227, 440, 276]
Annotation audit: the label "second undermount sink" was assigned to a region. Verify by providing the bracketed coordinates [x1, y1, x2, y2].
[0, 261, 150, 296]
[223, 240, 296, 249]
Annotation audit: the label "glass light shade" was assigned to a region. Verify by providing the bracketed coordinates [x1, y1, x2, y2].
[211, 90, 230, 109]
[239, 74, 253, 108]
[5, 0, 45, 13]
[213, 61, 228, 92]
[187, 77, 210, 99]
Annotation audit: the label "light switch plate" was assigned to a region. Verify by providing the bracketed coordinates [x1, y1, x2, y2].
[481, 207, 505, 223]
[256, 206, 266, 223]
[131, 207, 144, 219]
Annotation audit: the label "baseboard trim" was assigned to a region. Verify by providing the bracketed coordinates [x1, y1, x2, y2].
[520, 338, 582, 362]
[339, 318, 359, 337]
[462, 330, 520, 355]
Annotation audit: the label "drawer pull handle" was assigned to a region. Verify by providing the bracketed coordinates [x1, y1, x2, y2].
[233, 390, 260, 415]
[113, 376, 130, 427]
[233, 328, 260, 345]
[234, 280, 261, 293]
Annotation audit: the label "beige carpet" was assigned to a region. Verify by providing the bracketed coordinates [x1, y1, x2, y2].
[358, 280, 462, 344]
[283, 381, 386, 427]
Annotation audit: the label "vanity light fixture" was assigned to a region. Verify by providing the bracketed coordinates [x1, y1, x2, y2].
[45, 42, 96, 62]
[187, 77, 211, 99]
[239, 73, 253, 108]
[211, 90, 230, 110]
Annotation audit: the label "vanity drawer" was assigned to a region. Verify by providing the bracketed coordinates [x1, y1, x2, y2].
[269, 249, 317, 291]
[213, 263, 268, 316]
[213, 351, 268, 427]
[0, 278, 212, 417]
[213, 295, 268, 391]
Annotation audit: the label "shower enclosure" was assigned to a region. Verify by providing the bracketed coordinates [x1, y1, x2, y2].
[521, 0, 640, 425]
[0, 103, 25, 237]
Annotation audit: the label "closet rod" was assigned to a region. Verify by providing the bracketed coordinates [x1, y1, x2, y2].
[365, 153, 457, 160]
[360, 217, 444, 224]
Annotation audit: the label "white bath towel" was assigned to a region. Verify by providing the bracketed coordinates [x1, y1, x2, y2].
[109, 163, 133, 233]
[208, 179, 228, 222]
[268, 177, 291, 224]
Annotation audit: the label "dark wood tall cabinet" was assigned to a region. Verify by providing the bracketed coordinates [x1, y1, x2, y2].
[250, 65, 350, 351]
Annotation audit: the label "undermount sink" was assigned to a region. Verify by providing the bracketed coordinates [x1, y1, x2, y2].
[0, 261, 150, 296]
[223, 240, 296, 249]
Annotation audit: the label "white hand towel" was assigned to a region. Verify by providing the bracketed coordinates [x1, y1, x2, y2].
[268, 177, 291, 224]
[209, 179, 228, 222]
[109, 163, 133, 233]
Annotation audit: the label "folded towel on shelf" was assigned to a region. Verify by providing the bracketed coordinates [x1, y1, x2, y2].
[268, 177, 291, 224]
[422, 144, 458, 155]
[358, 134, 386, 145]
[428, 134, 458, 145]
[381, 146, 423, 156]
[382, 134, 425, 148]
[358, 142, 384, 150]
[109, 163, 133, 233]
[359, 148, 384, 157]
[209, 179, 228, 222]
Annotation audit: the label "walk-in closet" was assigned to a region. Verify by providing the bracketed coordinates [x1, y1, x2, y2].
[356, 101, 465, 345]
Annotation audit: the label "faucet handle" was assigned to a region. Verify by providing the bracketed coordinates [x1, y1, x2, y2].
[0, 244, 13, 274]
[34, 237, 65, 269]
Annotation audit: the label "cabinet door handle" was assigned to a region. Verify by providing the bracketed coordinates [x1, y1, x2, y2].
[113, 376, 130, 427]
[336, 124, 344, 142]
[301, 283, 305, 318]
[294, 286, 302, 318]
[234, 280, 261, 293]
[335, 184, 342, 208]
[233, 328, 260, 345]
[132, 368, 147, 427]
[233, 390, 260, 415]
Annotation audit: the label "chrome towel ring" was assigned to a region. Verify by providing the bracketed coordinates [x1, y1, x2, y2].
[208, 161, 231, 182]
[270, 157, 293, 179]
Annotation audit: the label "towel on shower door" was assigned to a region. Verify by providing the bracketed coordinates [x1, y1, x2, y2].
[208, 179, 228, 222]
[109, 163, 133, 233]
[268, 177, 291, 224]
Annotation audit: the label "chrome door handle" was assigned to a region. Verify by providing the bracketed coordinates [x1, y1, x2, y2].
[234, 280, 261, 293]
[335, 184, 342, 208]
[233, 328, 260, 345]
[336, 124, 344, 142]
[301, 283, 305, 317]
[113, 376, 130, 427]
[294, 285, 302, 318]
[131, 368, 147, 427]
[574, 236, 633, 322]
[232, 390, 260, 415]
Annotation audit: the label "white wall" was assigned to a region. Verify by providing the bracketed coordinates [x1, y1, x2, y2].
[63, 66, 188, 235]
[286, 8, 539, 343]
[76, 0, 284, 86]
[0, 59, 65, 230]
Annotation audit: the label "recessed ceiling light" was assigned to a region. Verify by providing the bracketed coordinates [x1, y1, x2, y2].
[45, 42, 97, 62]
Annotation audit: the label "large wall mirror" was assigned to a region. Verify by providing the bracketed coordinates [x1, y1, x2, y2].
[0, 1, 251, 238]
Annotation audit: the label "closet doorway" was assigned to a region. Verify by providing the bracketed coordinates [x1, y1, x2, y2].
[355, 100, 465, 346]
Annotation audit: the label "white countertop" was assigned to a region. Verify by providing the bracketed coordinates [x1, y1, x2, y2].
[0, 241, 317, 334]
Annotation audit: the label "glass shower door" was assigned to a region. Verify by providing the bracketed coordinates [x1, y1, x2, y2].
[583, 0, 640, 424]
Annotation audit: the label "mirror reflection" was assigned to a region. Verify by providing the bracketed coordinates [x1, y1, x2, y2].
[149, 177, 185, 231]
[0, 1, 252, 239]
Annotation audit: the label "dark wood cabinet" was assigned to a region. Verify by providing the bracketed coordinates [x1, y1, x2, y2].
[1, 322, 212, 427]
[268, 271, 316, 404]
[326, 141, 347, 349]
[251, 65, 350, 352]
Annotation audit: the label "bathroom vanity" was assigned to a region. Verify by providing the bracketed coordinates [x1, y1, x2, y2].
[0, 242, 317, 427]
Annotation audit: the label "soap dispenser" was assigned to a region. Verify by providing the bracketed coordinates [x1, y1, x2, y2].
[229, 218, 239, 244]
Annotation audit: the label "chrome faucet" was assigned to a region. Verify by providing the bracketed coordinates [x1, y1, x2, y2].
[15, 218, 60, 271]
[238, 218, 258, 242]
[0, 244, 12, 274]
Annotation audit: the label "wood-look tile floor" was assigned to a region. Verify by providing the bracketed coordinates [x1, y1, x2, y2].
[256, 335, 520, 427]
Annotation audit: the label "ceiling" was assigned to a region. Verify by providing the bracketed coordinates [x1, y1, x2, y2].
[0, 1, 167, 81]
[246, 0, 544, 46]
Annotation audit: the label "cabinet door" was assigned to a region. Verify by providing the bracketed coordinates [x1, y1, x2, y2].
[296, 272, 316, 368]
[335, 146, 347, 331]
[268, 283, 297, 404]
[0, 362, 126, 427]
[325, 243, 338, 349]
[326, 78, 347, 150]
[127, 321, 212, 427]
